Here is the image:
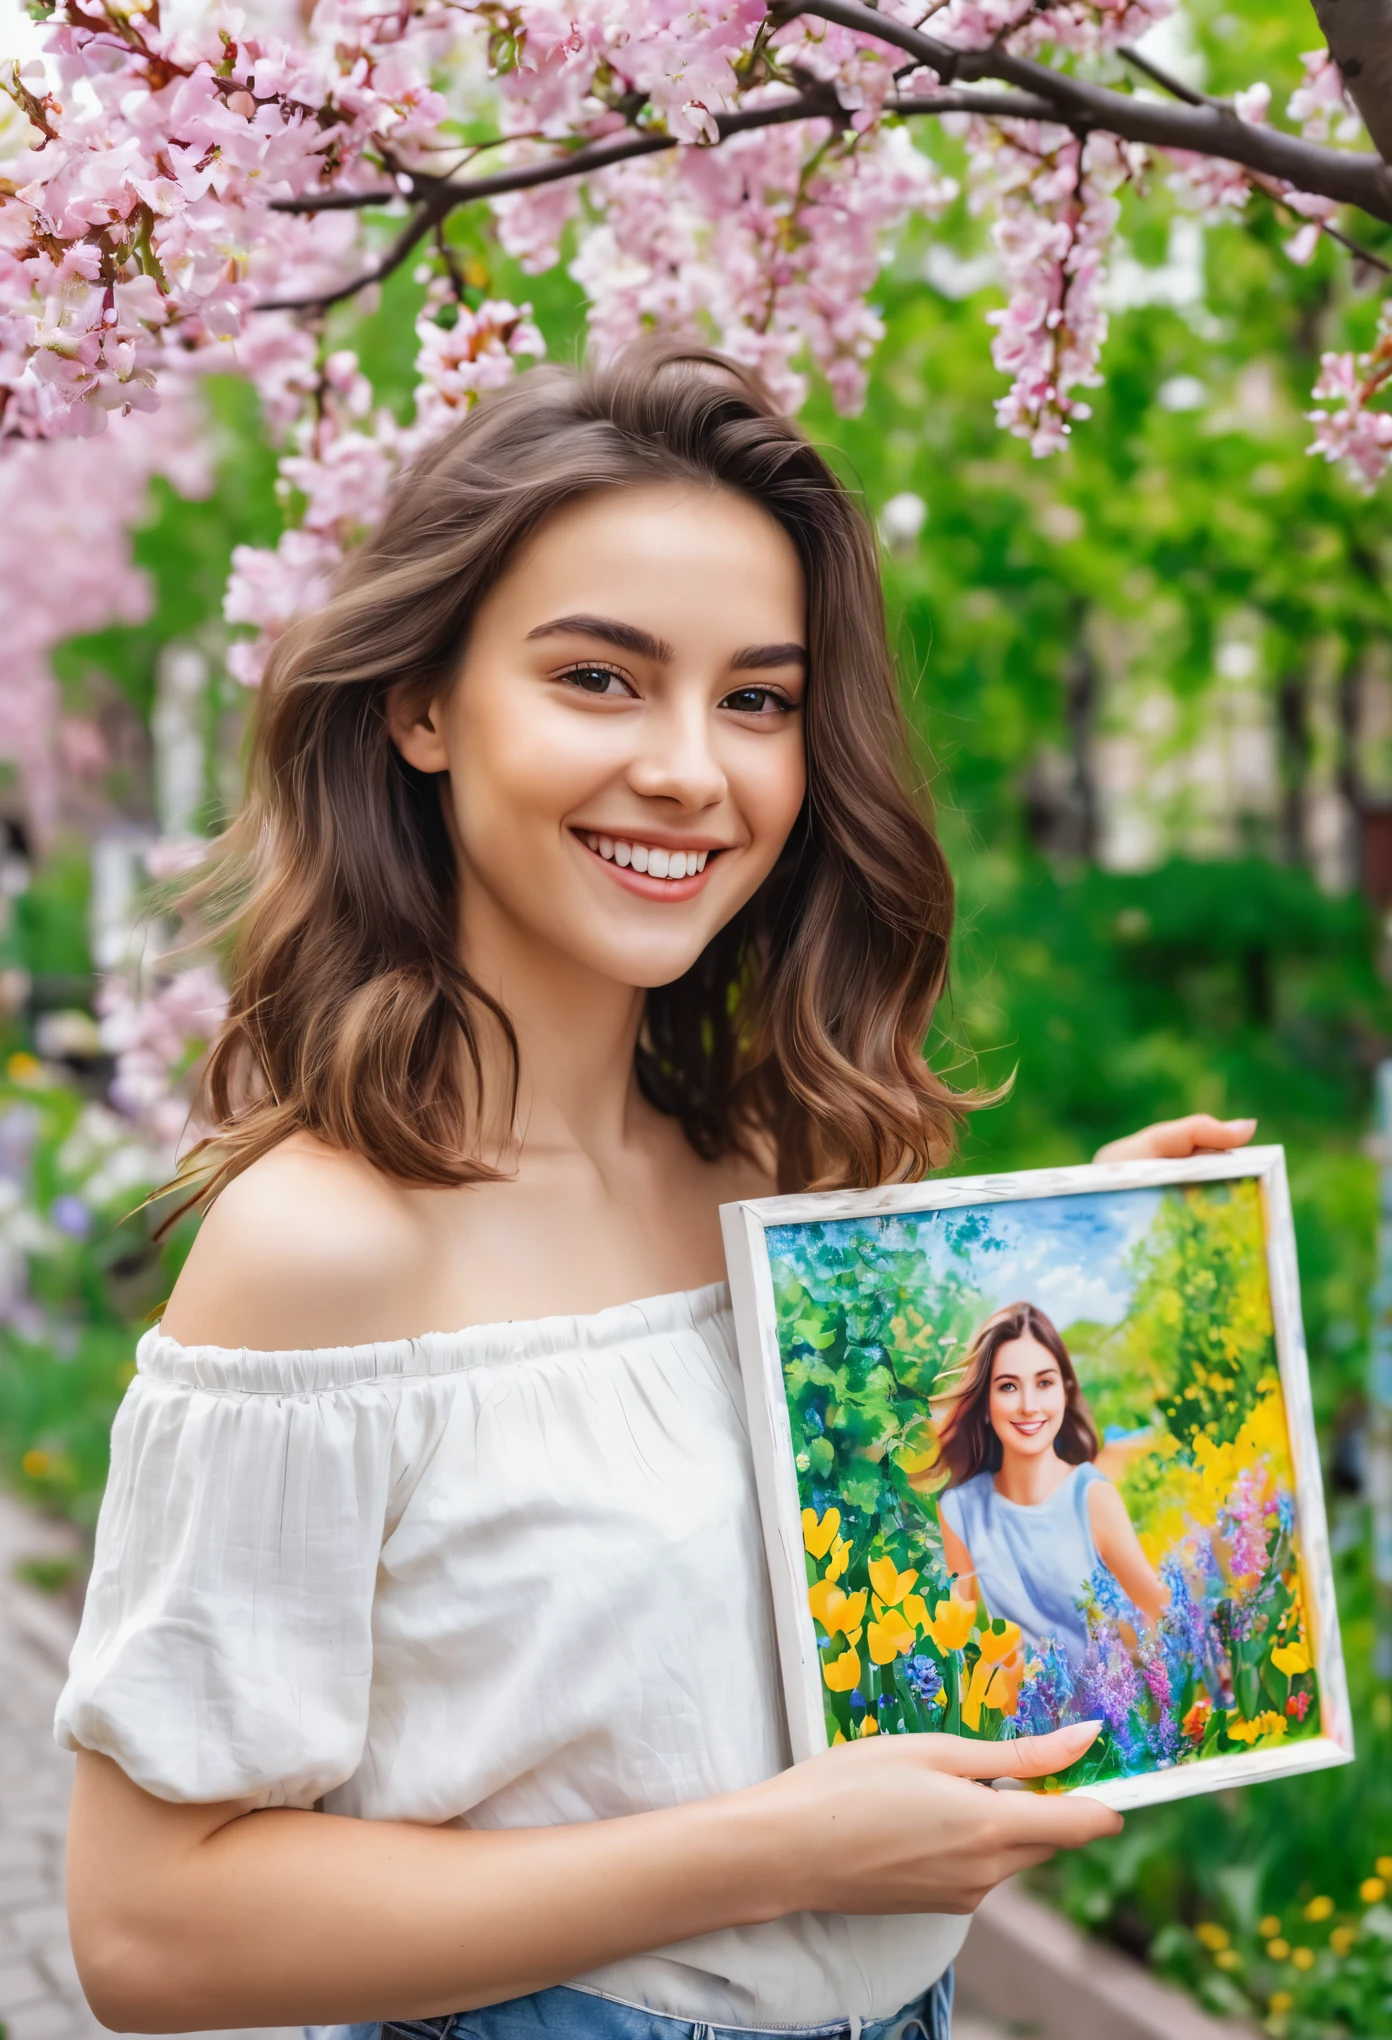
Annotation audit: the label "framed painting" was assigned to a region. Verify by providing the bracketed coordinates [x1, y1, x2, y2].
[721, 1148, 1354, 1811]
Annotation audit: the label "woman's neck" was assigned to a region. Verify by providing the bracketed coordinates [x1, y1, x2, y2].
[458, 875, 649, 1169]
[993, 1450, 1075, 1507]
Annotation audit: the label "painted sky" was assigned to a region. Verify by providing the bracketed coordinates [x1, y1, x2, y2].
[858, 1189, 1167, 1330]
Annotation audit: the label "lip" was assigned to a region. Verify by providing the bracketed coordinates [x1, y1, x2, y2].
[572, 829, 726, 903]
[1010, 1419, 1048, 1434]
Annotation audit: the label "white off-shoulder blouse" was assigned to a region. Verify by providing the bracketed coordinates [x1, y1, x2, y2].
[55, 1282, 966, 2025]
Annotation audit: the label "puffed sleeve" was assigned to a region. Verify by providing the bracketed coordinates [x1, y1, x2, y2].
[55, 1331, 399, 1808]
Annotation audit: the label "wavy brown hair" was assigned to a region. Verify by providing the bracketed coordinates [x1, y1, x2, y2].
[173, 339, 978, 1213]
[938, 1301, 1100, 1485]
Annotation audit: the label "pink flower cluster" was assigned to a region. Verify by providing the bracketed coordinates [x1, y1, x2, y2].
[224, 298, 544, 686]
[1308, 302, 1392, 490]
[97, 958, 228, 1153]
[964, 118, 1135, 456]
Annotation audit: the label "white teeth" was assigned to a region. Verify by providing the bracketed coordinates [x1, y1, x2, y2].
[583, 835, 714, 878]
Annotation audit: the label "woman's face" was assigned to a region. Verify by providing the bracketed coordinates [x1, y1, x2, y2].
[395, 481, 808, 991]
[987, 1333, 1069, 1461]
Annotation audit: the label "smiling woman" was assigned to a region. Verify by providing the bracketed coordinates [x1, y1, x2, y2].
[58, 341, 1237, 2040]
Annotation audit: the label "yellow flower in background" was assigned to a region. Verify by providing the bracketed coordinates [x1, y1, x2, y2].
[926, 1596, 976, 1652]
[859, 1714, 879, 1736]
[826, 1536, 850, 1582]
[1304, 1896, 1334, 1923]
[977, 1621, 1023, 1664]
[1215, 1950, 1242, 1973]
[867, 1556, 919, 1605]
[831, 1729, 847, 1745]
[893, 1421, 940, 1478]
[1330, 1925, 1358, 1956]
[1195, 1923, 1230, 1951]
[1266, 1939, 1291, 1961]
[823, 1643, 861, 1692]
[7, 1051, 42, 1085]
[1377, 1856, 1392, 1878]
[1269, 1991, 1294, 2014]
[21, 1448, 50, 1479]
[803, 1507, 841, 1559]
[867, 1607, 916, 1665]
[808, 1578, 867, 1636]
[1259, 1916, 1281, 1939]
[901, 1592, 929, 1631]
[1291, 1947, 1315, 1972]
[1272, 1639, 1311, 1677]
[961, 1652, 1023, 1730]
[1360, 1876, 1386, 1904]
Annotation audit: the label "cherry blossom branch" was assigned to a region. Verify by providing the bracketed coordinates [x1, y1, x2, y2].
[788, 0, 1392, 223]
[257, 84, 1062, 308]
[1311, 0, 1392, 163]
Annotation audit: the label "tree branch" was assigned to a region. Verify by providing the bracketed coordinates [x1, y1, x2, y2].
[255, 82, 1061, 303]
[1311, 0, 1392, 165]
[788, 0, 1392, 224]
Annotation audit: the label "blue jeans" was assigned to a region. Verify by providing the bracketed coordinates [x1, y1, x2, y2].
[310, 1971, 954, 2040]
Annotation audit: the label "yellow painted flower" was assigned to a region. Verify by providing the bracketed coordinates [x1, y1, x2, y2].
[1303, 1896, 1334, 1923]
[1291, 1947, 1315, 1972]
[831, 1729, 847, 1745]
[901, 1592, 929, 1631]
[867, 1556, 919, 1606]
[859, 1714, 879, 1736]
[802, 1507, 841, 1559]
[894, 1423, 940, 1477]
[1360, 1876, 1386, 1904]
[1268, 1991, 1293, 2015]
[808, 1578, 868, 1637]
[1330, 1925, 1358, 1956]
[926, 1595, 976, 1653]
[1227, 1710, 1287, 1746]
[960, 1651, 1023, 1730]
[1195, 1923, 1230, 1952]
[977, 1620, 1023, 1664]
[867, 1607, 916, 1665]
[1272, 1639, 1311, 1678]
[823, 1643, 861, 1692]
[1266, 1939, 1290, 1961]
[826, 1536, 850, 1582]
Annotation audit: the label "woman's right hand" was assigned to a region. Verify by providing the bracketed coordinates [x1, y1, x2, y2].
[746, 1721, 1121, 1917]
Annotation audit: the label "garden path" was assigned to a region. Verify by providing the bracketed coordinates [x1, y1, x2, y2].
[0, 1494, 1015, 2040]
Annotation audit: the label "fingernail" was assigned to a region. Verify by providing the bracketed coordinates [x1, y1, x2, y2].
[1226, 1117, 1256, 1128]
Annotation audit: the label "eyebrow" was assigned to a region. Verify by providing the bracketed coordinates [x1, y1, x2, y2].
[526, 614, 807, 673]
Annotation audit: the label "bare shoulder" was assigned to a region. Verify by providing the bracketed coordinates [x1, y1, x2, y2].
[160, 1134, 433, 1350]
[1086, 1475, 1132, 1529]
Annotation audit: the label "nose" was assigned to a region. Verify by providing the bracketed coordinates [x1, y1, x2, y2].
[626, 694, 728, 812]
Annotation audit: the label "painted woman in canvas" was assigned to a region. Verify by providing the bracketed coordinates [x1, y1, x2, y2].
[937, 1302, 1167, 1668]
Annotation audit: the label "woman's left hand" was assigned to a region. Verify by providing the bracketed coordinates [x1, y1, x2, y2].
[1093, 1114, 1256, 1164]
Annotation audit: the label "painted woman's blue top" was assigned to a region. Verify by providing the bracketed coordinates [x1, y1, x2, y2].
[938, 1461, 1108, 1667]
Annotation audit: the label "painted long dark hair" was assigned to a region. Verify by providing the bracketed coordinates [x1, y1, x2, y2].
[168, 338, 984, 1215]
[938, 1300, 1100, 1485]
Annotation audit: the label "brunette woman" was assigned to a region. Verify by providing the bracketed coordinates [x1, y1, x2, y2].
[938, 1302, 1167, 1667]
[58, 344, 1252, 2040]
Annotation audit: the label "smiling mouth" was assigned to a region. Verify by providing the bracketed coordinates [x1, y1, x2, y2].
[1010, 1419, 1048, 1435]
[575, 829, 725, 900]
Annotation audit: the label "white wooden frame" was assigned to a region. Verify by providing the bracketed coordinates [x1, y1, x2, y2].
[721, 1146, 1355, 1812]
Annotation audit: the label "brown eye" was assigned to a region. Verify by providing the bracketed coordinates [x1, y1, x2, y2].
[561, 663, 630, 696]
[722, 686, 794, 716]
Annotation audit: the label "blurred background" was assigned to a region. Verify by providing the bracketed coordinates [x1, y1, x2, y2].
[2, 0, 1391, 2036]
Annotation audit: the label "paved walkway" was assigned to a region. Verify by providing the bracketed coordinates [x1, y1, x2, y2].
[0, 1493, 1009, 2040]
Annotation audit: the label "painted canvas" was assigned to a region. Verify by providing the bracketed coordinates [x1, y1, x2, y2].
[722, 1150, 1354, 1811]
